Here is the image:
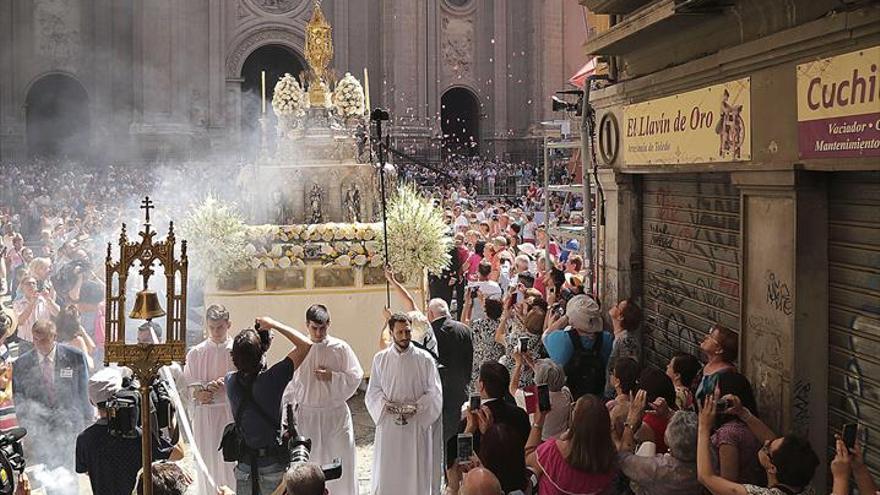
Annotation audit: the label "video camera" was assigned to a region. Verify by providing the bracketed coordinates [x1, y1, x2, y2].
[105, 376, 174, 439]
[0, 427, 27, 495]
[284, 404, 342, 481]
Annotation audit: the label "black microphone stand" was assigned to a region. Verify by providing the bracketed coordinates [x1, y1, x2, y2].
[370, 109, 392, 307]
[370, 108, 456, 308]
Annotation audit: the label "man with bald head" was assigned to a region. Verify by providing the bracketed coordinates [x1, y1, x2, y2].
[461, 467, 504, 495]
[426, 298, 473, 453]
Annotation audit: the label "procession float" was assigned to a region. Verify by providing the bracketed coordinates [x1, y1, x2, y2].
[189, 3, 449, 372]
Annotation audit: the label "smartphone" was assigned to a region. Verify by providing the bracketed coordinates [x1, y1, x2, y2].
[469, 395, 481, 411]
[537, 384, 551, 412]
[716, 398, 730, 411]
[456, 433, 473, 463]
[519, 337, 529, 353]
[842, 423, 858, 451]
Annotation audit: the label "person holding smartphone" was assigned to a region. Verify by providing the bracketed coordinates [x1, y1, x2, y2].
[697, 394, 821, 495]
[12, 275, 59, 344]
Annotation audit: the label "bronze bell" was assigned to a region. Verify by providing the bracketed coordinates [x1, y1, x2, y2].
[130, 290, 166, 320]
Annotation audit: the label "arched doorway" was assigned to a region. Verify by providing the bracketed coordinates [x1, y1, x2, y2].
[26, 74, 90, 158]
[441, 87, 480, 160]
[240, 44, 306, 154]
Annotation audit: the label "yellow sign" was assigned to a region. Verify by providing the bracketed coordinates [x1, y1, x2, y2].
[797, 46, 880, 121]
[623, 78, 751, 165]
[796, 46, 880, 159]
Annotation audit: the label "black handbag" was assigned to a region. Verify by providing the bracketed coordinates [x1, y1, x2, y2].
[218, 374, 283, 463]
[219, 376, 250, 462]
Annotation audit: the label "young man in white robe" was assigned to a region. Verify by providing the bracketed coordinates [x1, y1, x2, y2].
[182, 304, 236, 491]
[281, 304, 363, 495]
[366, 312, 443, 495]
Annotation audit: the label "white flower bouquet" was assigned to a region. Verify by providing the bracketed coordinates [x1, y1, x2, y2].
[272, 74, 309, 120]
[378, 185, 451, 280]
[180, 195, 252, 281]
[332, 72, 366, 120]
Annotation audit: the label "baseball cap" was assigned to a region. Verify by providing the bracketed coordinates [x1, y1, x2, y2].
[565, 294, 603, 333]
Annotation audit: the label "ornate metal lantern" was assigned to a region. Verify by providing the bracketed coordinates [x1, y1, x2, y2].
[104, 197, 188, 495]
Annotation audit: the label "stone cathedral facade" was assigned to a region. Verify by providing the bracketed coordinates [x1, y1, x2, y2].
[0, 0, 576, 163]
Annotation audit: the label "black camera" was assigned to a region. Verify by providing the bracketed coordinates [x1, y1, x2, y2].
[370, 108, 391, 122]
[0, 428, 26, 495]
[105, 377, 175, 439]
[285, 405, 342, 481]
[254, 322, 272, 353]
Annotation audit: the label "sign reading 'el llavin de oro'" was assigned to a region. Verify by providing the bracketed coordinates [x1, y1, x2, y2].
[797, 45, 880, 159]
[623, 78, 751, 165]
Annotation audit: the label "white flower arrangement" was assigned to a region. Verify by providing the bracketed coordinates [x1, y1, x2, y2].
[332, 72, 366, 119]
[242, 223, 386, 269]
[378, 184, 451, 281]
[272, 74, 309, 119]
[180, 195, 252, 281]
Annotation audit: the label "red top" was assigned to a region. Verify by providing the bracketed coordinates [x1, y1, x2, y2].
[642, 413, 671, 453]
[536, 439, 616, 495]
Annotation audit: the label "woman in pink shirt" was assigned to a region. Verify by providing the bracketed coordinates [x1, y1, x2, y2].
[526, 395, 618, 495]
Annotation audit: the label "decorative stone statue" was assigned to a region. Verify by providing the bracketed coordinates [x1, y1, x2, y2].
[272, 190, 292, 224]
[309, 183, 323, 223]
[343, 184, 361, 223]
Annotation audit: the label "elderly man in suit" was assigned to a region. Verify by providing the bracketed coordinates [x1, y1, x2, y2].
[13, 319, 92, 469]
[426, 299, 473, 452]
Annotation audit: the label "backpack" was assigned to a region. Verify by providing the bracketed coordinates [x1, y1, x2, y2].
[563, 329, 605, 399]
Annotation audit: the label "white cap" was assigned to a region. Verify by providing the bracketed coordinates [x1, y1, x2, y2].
[88, 367, 124, 406]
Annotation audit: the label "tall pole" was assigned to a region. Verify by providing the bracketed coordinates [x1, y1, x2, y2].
[373, 110, 391, 307]
[543, 134, 552, 271]
[139, 377, 154, 495]
[579, 85, 595, 297]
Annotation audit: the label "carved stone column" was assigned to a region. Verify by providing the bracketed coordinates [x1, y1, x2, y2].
[597, 169, 640, 312]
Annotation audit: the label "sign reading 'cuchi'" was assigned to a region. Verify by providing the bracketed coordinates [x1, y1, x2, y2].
[796, 45, 880, 159]
[622, 78, 751, 165]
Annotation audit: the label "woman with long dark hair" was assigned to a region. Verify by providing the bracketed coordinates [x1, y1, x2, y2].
[225, 316, 312, 495]
[526, 394, 617, 494]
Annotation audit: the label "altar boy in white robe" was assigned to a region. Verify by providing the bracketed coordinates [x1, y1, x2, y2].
[182, 304, 236, 491]
[366, 312, 443, 495]
[282, 304, 363, 495]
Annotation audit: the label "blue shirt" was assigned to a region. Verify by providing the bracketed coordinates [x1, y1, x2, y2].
[543, 328, 613, 369]
[226, 358, 295, 454]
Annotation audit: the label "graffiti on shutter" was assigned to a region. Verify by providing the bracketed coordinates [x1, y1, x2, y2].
[828, 171, 880, 475]
[641, 174, 741, 370]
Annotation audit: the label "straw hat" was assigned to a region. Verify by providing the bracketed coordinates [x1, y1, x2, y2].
[0, 306, 17, 340]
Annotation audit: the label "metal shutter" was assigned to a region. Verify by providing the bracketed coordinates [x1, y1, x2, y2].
[828, 171, 880, 475]
[641, 174, 741, 370]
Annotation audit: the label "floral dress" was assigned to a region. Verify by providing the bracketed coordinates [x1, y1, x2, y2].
[469, 317, 504, 392]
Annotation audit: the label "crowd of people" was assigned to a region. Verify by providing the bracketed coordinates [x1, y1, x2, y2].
[0, 156, 877, 495]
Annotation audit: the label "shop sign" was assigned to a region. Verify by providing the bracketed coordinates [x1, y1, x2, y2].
[623, 78, 751, 165]
[797, 45, 880, 159]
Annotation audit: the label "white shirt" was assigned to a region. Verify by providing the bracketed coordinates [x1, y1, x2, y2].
[38, 346, 57, 367]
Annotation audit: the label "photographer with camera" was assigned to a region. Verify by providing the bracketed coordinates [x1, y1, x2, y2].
[224, 316, 312, 495]
[75, 367, 174, 495]
[53, 248, 104, 361]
